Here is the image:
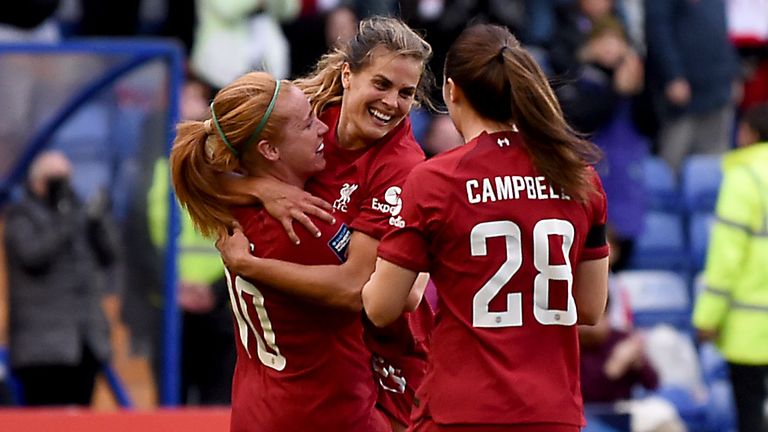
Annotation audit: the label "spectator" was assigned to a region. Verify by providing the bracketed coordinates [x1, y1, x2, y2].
[146, 157, 235, 405]
[3, 151, 117, 406]
[558, 17, 649, 270]
[692, 102, 768, 432]
[579, 299, 686, 432]
[190, 0, 300, 90]
[0, 0, 60, 41]
[549, 0, 621, 80]
[645, 0, 741, 172]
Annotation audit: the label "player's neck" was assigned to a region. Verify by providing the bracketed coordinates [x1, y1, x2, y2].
[458, 112, 513, 144]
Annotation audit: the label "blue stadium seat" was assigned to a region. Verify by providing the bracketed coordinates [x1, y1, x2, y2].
[616, 270, 691, 329]
[642, 156, 679, 212]
[583, 403, 631, 432]
[681, 154, 723, 214]
[629, 211, 689, 273]
[689, 212, 715, 272]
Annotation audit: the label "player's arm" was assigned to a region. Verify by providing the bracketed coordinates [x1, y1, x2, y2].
[362, 258, 419, 328]
[219, 173, 334, 243]
[573, 257, 610, 325]
[405, 272, 430, 312]
[220, 228, 378, 311]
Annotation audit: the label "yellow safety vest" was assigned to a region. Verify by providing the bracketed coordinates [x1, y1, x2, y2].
[147, 158, 223, 285]
[692, 143, 768, 364]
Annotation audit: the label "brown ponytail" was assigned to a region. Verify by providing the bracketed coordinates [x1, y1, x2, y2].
[444, 24, 602, 202]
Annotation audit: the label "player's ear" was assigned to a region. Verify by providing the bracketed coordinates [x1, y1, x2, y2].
[445, 78, 460, 104]
[256, 139, 279, 161]
[341, 63, 351, 90]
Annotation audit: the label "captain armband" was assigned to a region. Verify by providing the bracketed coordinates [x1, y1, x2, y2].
[585, 224, 607, 248]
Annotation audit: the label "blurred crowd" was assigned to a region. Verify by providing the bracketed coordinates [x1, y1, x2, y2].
[0, 0, 767, 430]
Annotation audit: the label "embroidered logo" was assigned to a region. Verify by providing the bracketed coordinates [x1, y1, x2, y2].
[333, 183, 358, 212]
[372, 186, 405, 228]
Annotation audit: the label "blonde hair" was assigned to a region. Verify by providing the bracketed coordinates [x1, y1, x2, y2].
[170, 72, 293, 237]
[294, 16, 435, 115]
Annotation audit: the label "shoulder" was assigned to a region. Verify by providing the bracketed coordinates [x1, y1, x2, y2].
[374, 124, 425, 167]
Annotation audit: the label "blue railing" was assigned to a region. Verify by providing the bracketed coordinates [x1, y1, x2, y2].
[0, 39, 184, 406]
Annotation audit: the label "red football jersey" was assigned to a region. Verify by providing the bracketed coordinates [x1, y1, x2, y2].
[227, 206, 380, 432]
[378, 131, 610, 427]
[307, 104, 434, 425]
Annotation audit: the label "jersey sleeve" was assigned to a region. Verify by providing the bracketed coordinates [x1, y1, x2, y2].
[580, 169, 610, 262]
[349, 140, 425, 240]
[377, 164, 437, 273]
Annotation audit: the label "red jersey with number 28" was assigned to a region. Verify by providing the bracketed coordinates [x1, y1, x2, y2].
[306, 104, 434, 426]
[226, 206, 384, 432]
[378, 131, 609, 428]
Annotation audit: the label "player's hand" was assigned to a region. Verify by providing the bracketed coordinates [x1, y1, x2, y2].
[216, 224, 252, 273]
[259, 179, 335, 244]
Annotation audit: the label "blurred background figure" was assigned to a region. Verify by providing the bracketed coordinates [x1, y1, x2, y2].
[190, 0, 300, 91]
[692, 102, 768, 432]
[0, 0, 61, 42]
[557, 16, 649, 271]
[3, 151, 118, 406]
[645, 0, 741, 173]
[580, 228, 686, 432]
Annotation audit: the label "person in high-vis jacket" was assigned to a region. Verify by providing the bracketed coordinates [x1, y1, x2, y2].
[692, 102, 768, 432]
[147, 158, 235, 405]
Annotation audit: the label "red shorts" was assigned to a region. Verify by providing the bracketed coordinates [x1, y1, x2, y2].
[409, 417, 580, 432]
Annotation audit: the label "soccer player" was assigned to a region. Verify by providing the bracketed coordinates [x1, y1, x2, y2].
[170, 72, 389, 431]
[217, 17, 435, 431]
[362, 23, 611, 432]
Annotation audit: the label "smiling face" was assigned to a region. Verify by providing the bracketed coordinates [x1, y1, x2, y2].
[338, 47, 423, 149]
[271, 85, 329, 182]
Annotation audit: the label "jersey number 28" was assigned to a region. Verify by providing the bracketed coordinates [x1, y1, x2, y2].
[471, 219, 576, 328]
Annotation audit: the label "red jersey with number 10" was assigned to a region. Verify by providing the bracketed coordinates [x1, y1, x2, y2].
[378, 131, 609, 427]
[226, 206, 381, 432]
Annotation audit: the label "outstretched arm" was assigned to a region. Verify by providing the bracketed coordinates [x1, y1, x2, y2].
[219, 174, 334, 243]
[219, 228, 378, 311]
[362, 259, 419, 328]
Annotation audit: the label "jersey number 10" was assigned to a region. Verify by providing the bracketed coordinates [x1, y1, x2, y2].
[471, 219, 577, 328]
[225, 268, 287, 371]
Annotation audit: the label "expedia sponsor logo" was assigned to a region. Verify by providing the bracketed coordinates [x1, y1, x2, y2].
[372, 186, 405, 228]
[327, 223, 351, 262]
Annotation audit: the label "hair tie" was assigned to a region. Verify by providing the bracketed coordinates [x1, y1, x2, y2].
[209, 101, 240, 158]
[497, 45, 510, 64]
[203, 119, 213, 135]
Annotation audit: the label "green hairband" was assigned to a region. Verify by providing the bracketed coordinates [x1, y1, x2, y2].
[210, 79, 282, 159]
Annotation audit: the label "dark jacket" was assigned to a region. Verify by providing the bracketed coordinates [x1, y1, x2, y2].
[4, 188, 116, 368]
[645, 0, 739, 116]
